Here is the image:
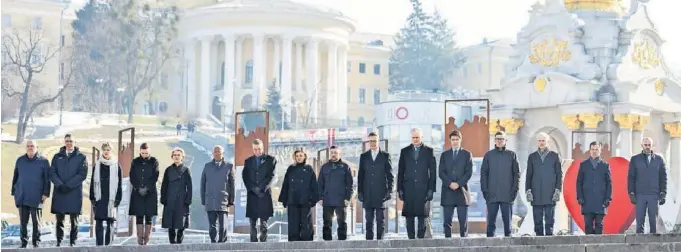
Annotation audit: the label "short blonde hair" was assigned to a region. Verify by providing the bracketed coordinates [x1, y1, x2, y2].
[171, 147, 185, 159]
[101, 142, 113, 151]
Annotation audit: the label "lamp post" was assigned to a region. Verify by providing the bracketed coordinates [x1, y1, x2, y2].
[57, 5, 66, 125]
[58, 85, 64, 125]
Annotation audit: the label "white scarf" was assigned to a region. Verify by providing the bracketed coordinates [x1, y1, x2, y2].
[94, 155, 119, 218]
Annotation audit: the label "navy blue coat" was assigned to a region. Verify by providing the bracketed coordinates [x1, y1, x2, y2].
[357, 150, 394, 209]
[318, 159, 353, 207]
[398, 144, 437, 217]
[439, 148, 473, 207]
[628, 153, 667, 196]
[242, 155, 276, 219]
[50, 147, 88, 214]
[576, 158, 612, 214]
[12, 154, 51, 208]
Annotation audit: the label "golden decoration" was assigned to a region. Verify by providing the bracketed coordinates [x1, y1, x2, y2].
[489, 120, 502, 136]
[534, 77, 547, 93]
[632, 116, 649, 131]
[528, 38, 572, 67]
[632, 40, 660, 70]
[654, 79, 665, 96]
[664, 123, 681, 138]
[499, 119, 525, 134]
[561, 114, 581, 130]
[613, 114, 638, 129]
[578, 113, 604, 129]
[563, 0, 624, 13]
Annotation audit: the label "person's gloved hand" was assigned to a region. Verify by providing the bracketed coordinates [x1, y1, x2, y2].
[398, 191, 404, 201]
[426, 190, 433, 201]
[114, 201, 120, 208]
[603, 200, 611, 208]
[138, 187, 149, 196]
[58, 185, 69, 193]
[629, 193, 636, 204]
[578, 198, 585, 205]
[383, 192, 391, 202]
[660, 193, 666, 205]
[358, 193, 364, 202]
[552, 189, 561, 202]
[526, 190, 533, 202]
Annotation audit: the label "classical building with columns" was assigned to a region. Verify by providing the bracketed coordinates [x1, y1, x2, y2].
[477, 0, 681, 234]
[165, 0, 390, 127]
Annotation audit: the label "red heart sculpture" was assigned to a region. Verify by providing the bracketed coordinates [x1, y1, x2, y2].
[563, 157, 635, 234]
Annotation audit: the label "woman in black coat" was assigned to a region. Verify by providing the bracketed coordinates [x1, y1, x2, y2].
[278, 149, 318, 241]
[128, 143, 159, 245]
[89, 142, 122, 246]
[160, 147, 192, 244]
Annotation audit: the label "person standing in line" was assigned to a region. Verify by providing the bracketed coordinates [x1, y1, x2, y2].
[89, 142, 122, 246]
[12, 140, 50, 248]
[628, 137, 667, 234]
[481, 131, 520, 237]
[318, 145, 353, 241]
[160, 147, 193, 244]
[357, 132, 394, 240]
[278, 149, 318, 242]
[438, 130, 473, 238]
[525, 132, 563, 236]
[242, 139, 277, 242]
[201, 145, 235, 243]
[129, 143, 159, 245]
[576, 141, 612, 235]
[50, 134, 88, 247]
[397, 128, 437, 239]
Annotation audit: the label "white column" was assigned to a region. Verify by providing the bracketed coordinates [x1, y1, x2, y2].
[210, 41, 218, 93]
[326, 42, 338, 121]
[223, 35, 236, 124]
[252, 34, 265, 109]
[305, 39, 319, 123]
[200, 37, 212, 119]
[184, 40, 196, 115]
[619, 129, 633, 157]
[336, 45, 348, 124]
[295, 42, 303, 92]
[272, 38, 281, 87]
[670, 137, 681, 198]
[281, 36, 293, 124]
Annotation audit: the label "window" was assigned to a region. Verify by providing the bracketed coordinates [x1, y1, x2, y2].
[61, 35, 65, 47]
[358, 116, 365, 126]
[60, 63, 64, 80]
[30, 45, 41, 65]
[359, 88, 366, 104]
[373, 89, 381, 104]
[244, 60, 253, 87]
[373, 64, 381, 75]
[347, 87, 351, 102]
[359, 63, 366, 73]
[2, 14, 10, 27]
[32, 17, 42, 30]
[347, 61, 350, 72]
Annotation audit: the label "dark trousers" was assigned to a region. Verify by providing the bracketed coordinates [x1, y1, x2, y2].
[18, 206, 41, 247]
[442, 205, 468, 237]
[95, 219, 114, 246]
[168, 228, 185, 244]
[532, 205, 555, 236]
[207, 211, 228, 243]
[583, 213, 604, 235]
[364, 207, 385, 240]
[486, 202, 512, 237]
[405, 216, 426, 239]
[135, 215, 153, 225]
[322, 206, 347, 240]
[635, 194, 659, 234]
[55, 213, 79, 246]
[287, 205, 313, 242]
[249, 217, 268, 242]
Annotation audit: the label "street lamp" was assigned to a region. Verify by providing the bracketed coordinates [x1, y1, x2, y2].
[57, 4, 66, 125]
[58, 85, 64, 125]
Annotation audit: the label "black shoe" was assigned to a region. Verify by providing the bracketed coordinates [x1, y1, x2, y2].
[55, 242, 61, 247]
[32, 244, 39, 248]
[19, 244, 27, 249]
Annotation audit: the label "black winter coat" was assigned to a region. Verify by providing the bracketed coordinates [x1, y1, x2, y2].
[160, 163, 192, 229]
[278, 163, 318, 207]
[358, 150, 394, 209]
[525, 150, 562, 206]
[318, 159, 352, 207]
[397, 144, 436, 217]
[12, 154, 51, 208]
[89, 162, 122, 221]
[438, 148, 473, 207]
[50, 147, 88, 214]
[129, 156, 159, 217]
[480, 147, 520, 204]
[242, 155, 276, 219]
[576, 158, 612, 214]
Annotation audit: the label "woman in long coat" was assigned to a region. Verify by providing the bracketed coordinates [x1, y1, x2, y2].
[89, 142, 122, 246]
[160, 147, 192, 244]
[128, 143, 159, 245]
[278, 149, 318, 241]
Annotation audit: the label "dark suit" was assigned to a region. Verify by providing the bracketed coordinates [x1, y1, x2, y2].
[438, 148, 473, 237]
[576, 157, 612, 235]
[397, 144, 436, 239]
[525, 149, 562, 236]
[358, 149, 394, 240]
[242, 154, 277, 242]
[628, 152, 667, 234]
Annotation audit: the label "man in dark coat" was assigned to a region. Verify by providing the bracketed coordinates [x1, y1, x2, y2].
[12, 140, 50, 248]
[160, 147, 193, 244]
[398, 128, 436, 239]
[318, 145, 353, 241]
[201, 145, 235, 243]
[525, 132, 562, 236]
[438, 131, 473, 238]
[481, 131, 520, 237]
[242, 139, 277, 242]
[628, 137, 667, 234]
[576, 141, 612, 235]
[129, 143, 159, 245]
[50, 134, 88, 247]
[358, 132, 394, 240]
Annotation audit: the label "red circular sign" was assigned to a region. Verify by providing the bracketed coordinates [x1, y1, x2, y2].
[395, 107, 409, 120]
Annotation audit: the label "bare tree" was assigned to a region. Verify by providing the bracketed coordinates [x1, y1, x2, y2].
[1, 28, 75, 143]
[298, 75, 325, 128]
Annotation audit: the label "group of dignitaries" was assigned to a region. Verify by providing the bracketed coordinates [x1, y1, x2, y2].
[11, 129, 668, 248]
